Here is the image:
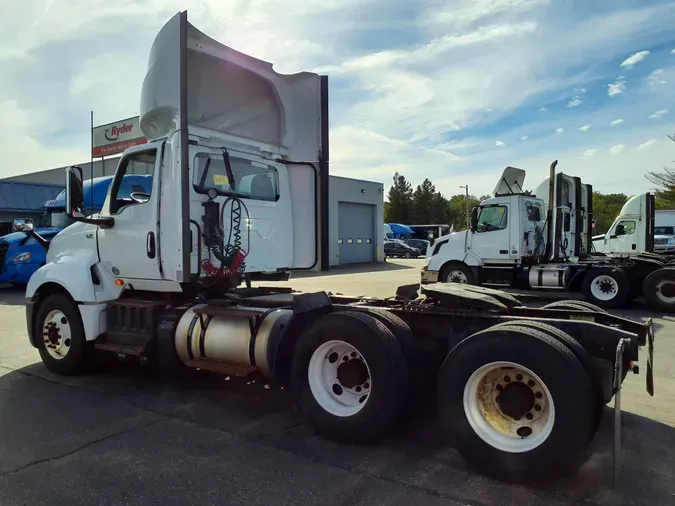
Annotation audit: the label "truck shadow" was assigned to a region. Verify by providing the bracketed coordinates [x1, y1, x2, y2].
[1, 361, 673, 505]
[289, 259, 418, 279]
[0, 284, 25, 306]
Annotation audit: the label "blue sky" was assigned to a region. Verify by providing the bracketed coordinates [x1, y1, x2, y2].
[1, 0, 674, 199]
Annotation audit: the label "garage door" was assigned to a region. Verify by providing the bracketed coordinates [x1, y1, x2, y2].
[338, 202, 375, 264]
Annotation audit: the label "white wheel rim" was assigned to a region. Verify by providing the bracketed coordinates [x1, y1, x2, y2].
[654, 279, 675, 304]
[590, 274, 619, 301]
[308, 340, 372, 417]
[463, 361, 555, 453]
[447, 270, 468, 283]
[42, 310, 72, 360]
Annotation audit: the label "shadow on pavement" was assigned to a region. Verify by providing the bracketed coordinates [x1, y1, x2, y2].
[289, 259, 418, 279]
[1, 360, 673, 505]
[0, 285, 25, 307]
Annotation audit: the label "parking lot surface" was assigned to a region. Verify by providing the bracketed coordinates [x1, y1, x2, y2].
[1, 259, 674, 505]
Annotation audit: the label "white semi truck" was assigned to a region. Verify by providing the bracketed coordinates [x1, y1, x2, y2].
[422, 162, 675, 312]
[22, 11, 655, 485]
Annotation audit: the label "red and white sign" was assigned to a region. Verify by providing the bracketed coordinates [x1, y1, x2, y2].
[92, 116, 147, 157]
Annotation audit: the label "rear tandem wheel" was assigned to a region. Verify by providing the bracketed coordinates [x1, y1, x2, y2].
[436, 324, 596, 483]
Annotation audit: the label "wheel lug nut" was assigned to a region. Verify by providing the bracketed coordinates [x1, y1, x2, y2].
[363, 382, 369, 389]
[496, 384, 503, 391]
[504, 376, 511, 382]
[535, 392, 543, 399]
[528, 380, 535, 387]
[355, 386, 361, 393]
[526, 413, 533, 420]
[516, 374, 523, 381]
[534, 404, 541, 411]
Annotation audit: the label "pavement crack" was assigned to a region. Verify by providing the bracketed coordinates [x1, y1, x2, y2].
[9, 369, 483, 505]
[0, 418, 166, 477]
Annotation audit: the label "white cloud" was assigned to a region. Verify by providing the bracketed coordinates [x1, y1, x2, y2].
[539, 107, 547, 112]
[637, 139, 658, 150]
[620, 50, 650, 68]
[579, 124, 592, 132]
[521, 136, 528, 140]
[496, 140, 506, 146]
[583, 149, 597, 158]
[648, 109, 668, 119]
[567, 96, 582, 108]
[609, 144, 625, 155]
[608, 78, 626, 97]
[671, 49, 675, 54]
[556, 128, 564, 134]
[610, 118, 624, 126]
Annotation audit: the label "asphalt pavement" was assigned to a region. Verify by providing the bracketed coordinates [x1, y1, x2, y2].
[1, 259, 674, 505]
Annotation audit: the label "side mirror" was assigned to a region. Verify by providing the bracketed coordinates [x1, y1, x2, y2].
[66, 166, 85, 218]
[470, 207, 478, 233]
[563, 213, 571, 232]
[12, 218, 34, 232]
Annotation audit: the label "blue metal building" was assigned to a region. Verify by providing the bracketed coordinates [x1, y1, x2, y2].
[0, 181, 65, 236]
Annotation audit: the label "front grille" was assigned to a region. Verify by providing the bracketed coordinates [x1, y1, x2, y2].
[655, 238, 668, 245]
[0, 241, 8, 270]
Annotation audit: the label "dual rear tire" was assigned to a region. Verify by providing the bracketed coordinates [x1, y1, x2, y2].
[291, 310, 600, 483]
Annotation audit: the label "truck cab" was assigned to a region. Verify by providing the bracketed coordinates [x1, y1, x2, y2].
[423, 167, 547, 285]
[592, 193, 656, 255]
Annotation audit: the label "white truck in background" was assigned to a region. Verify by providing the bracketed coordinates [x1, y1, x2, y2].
[19, 11, 655, 485]
[422, 161, 675, 312]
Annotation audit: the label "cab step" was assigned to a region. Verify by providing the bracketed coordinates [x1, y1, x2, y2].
[101, 299, 166, 353]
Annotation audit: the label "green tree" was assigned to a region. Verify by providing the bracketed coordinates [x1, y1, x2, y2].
[645, 134, 675, 208]
[447, 194, 482, 230]
[412, 178, 437, 224]
[430, 191, 449, 223]
[592, 192, 628, 234]
[387, 172, 414, 223]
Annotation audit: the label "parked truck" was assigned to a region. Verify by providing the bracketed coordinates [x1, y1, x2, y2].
[422, 163, 675, 312]
[592, 196, 675, 256]
[21, 11, 655, 485]
[0, 175, 151, 287]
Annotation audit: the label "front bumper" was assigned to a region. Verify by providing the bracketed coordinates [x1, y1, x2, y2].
[421, 269, 439, 284]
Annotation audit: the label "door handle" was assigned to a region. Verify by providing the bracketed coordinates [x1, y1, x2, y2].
[147, 232, 156, 259]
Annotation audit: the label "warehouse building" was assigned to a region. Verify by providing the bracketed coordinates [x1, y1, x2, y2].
[1, 116, 384, 267]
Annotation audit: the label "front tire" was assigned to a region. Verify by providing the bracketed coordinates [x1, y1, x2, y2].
[436, 325, 595, 483]
[35, 293, 93, 375]
[440, 262, 475, 285]
[290, 310, 409, 444]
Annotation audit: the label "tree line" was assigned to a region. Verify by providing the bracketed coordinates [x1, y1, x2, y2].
[386, 133, 675, 235]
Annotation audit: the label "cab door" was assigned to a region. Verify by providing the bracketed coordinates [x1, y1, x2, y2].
[469, 204, 512, 263]
[96, 142, 164, 281]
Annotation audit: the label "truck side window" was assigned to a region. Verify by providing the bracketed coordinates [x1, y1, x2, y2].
[476, 205, 508, 233]
[109, 149, 157, 214]
[615, 220, 636, 236]
[193, 153, 279, 202]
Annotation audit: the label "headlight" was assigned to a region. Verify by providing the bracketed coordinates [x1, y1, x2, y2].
[11, 252, 31, 262]
[668, 238, 675, 245]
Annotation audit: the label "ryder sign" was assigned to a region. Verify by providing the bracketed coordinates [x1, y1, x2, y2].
[92, 116, 147, 157]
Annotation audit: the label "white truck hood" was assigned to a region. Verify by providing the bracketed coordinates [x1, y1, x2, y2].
[139, 11, 323, 161]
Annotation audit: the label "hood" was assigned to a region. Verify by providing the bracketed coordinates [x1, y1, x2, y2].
[1, 228, 61, 244]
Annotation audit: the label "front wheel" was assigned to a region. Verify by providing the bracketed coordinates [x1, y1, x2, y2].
[34, 293, 93, 375]
[440, 263, 475, 285]
[403, 251, 412, 259]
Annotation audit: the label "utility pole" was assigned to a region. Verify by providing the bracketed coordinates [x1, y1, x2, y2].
[460, 185, 469, 229]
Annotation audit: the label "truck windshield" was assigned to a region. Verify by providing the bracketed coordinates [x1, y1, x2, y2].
[655, 226, 675, 235]
[37, 210, 75, 228]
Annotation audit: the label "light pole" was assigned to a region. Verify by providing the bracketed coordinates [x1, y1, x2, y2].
[460, 185, 469, 229]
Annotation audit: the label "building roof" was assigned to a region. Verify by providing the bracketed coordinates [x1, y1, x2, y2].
[0, 181, 65, 213]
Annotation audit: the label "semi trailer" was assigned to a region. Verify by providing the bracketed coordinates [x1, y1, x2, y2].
[22, 11, 655, 485]
[422, 163, 675, 312]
